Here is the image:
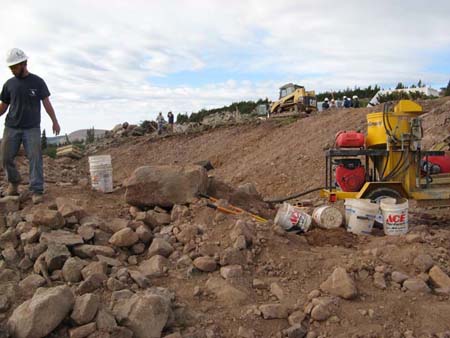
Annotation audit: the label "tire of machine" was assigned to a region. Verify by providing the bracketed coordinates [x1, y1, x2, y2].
[364, 187, 402, 202]
[364, 188, 403, 229]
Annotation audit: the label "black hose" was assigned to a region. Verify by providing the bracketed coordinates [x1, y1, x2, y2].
[384, 146, 410, 181]
[386, 149, 410, 181]
[382, 149, 405, 181]
[379, 150, 390, 180]
[378, 105, 395, 180]
[383, 103, 397, 143]
[380, 101, 406, 181]
[264, 187, 324, 203]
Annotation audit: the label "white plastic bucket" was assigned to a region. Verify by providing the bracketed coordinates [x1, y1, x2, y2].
[274, 202, 312, 233]
[374, 197, 396, 226]
[344, 199, 370, 225]
[312, 205, 343, 229]
[88, 155, 113, 193]
[347, 199, 379, 235]
[381, 198, 408, 235]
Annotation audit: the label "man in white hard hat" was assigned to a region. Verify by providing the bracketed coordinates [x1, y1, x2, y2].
[343, 96, 352, 108]
[321, 97, 330, 110]
[0, 48, 60, 203]
[352, 95, 360, 108]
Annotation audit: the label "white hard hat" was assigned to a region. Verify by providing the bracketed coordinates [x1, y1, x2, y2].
[343, 96, 347, 99]
[6, 48, 28, 66]
[353, 95, 358, 99]
[324, 98, 329, 101]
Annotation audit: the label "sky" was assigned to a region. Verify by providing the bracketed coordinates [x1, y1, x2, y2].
[0, 0, 449, 135]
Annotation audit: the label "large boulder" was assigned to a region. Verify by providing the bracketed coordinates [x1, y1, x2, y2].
[62, 257, 88, 283]
[139, 255, 168, 278]
[8, 285, 75, 338]
[44, 244, 71, 272]
[429, 266, 450, 289]
[100, 218, 129, 234]
[109, 228, 139, 247]
[0, 196, 20, 213]
[259, 304, 289, 319]
[144, 210, 171, 228]
[193, 256, 217, 272]
[320, 267, 358, 300]
[31, 210, 65, 229]
[55, 197, 87, 221]
[0, 228, 18, 249]
[147, 238, 174, 258]
[71, 293, 99, 325]
[111, 290, 171, 338]
[72, 245, 115, 258]
[40, 230, 84, 246]
[205, 277, 248, 305]
[124, 165, 208, 208]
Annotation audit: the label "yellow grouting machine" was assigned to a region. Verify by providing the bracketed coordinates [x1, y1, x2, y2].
[321, 100, 450, 206]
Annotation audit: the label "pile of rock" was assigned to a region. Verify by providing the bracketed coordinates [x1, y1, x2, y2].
[367, 254, 450, 295]
[0, 163, 278, 337]
[107, 122, 149, 138]
[202, 110, 248, 127]
[4, 160, 449, 337]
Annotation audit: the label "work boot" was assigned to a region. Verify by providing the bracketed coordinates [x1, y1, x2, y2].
[32, 193, 43, 205]
[6, 183, 19, 196]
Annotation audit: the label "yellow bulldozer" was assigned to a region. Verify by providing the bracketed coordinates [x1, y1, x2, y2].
[270, 83, 317, 116]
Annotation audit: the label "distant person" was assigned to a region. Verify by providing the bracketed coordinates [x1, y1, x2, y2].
[0, 48, 60, 204]
[352, 95, 360, 108]
[344, 97, 352, 108]
[167, 111, 174, 133]
[322, 98, 330, 110]
[330, 99, 336, 108]
[156, 112, 165, 135]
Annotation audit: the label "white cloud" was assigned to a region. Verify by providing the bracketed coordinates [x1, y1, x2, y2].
[0, 0, 449, 135]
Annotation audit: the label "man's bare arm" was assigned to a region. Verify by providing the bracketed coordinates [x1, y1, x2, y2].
[42, 97, 61, 135]
[0, 102, 8, 117]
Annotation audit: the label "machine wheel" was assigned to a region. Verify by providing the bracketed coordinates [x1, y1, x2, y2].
[364, 188, 403, 229]
[364, 187, 402, 202]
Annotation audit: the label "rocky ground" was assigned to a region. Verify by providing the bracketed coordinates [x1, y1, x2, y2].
[0, 98, 450, 338]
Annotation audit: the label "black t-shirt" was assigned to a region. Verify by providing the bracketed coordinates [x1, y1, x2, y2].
[1, 73, 50, 129]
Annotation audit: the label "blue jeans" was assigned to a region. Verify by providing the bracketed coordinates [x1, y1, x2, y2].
[1, 127, 43, 194]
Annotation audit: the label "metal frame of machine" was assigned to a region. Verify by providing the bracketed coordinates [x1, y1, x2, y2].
[321, 100, 450, 203]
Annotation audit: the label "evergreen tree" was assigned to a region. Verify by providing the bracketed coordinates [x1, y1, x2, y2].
[86, 127, 95, 144]
[395, 82, 405, 89]
[176, 113, 189, 124]
[445, 80, 450, 96]
[65, 134, 71, 145]
[41, 129, 47, 150]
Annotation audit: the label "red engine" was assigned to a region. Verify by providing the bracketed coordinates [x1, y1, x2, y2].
[335, 159, 366, 192]
[335, 131, 365, 148]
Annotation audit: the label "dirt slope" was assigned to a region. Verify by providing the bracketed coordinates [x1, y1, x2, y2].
[1, 97, 449, 338]
[95, 97, 449, 202]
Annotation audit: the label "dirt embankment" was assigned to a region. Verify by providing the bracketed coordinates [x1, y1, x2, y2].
[97, 97, 450, 202]
[0, 97, 449, 338]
